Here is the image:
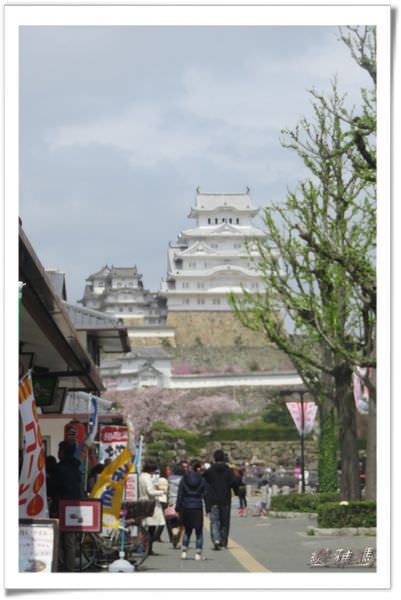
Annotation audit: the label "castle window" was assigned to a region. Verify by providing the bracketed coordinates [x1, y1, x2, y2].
[208, 218, 211, 224]
[215, 218, 218, 224]
[197, 298, 205, 305]
[229, 218, 232, 224]
[182, 298, 190, 305]
[236, 218, 240, 224]
[197, 282, 205, 289]
[212, 298, 221, 305]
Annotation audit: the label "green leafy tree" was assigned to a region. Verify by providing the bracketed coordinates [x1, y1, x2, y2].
[230, 27, 376, 500]
[262, 396, 295, 428]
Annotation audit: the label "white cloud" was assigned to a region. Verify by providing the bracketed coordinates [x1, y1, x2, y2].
[47, 29, 367, 178]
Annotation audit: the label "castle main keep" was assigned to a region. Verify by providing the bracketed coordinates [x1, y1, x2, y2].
[160, 188, 267, 346]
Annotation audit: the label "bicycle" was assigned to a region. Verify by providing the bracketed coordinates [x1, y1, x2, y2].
[75, 517, 151, 571]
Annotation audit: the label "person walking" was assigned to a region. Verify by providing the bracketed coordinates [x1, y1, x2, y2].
[203, 449, 240, 550]
[138, 462, 166, 556]
[153, 465, 169, 542]
[175, 459, 208, 561]
[49, 440, 85, 571]
[235, 468, 247, 517]
[165, 461, 188, 548]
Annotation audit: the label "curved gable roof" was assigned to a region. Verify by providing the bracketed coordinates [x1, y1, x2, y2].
[87, 265, 110, 281]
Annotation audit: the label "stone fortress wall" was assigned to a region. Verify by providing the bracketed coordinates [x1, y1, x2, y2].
[167, 310, 267, 347]
[172, 344, 295, 373]
[202, 440, 318, 471]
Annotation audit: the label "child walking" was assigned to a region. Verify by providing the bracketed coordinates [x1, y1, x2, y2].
[175, 459, 208, 561]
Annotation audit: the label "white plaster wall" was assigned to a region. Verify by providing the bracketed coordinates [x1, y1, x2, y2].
[169, 372, 303, 389]
[38, 417, 71, 456]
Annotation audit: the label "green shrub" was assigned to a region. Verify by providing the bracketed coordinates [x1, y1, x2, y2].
[270, 492, 340, 513]
[317, 500, 376, 528]
[262, 397, 296, 428]
[208, 424, 299, 441]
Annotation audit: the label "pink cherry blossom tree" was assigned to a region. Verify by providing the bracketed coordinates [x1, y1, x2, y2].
[103, 387, 241, 435]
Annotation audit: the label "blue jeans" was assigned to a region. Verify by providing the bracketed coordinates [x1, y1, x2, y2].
[181, 508, 204, 551]
[210, 504, 231, 547]
[183, 528, 203, 551]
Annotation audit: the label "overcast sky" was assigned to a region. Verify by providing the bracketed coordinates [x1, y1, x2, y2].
[19, 25, 371, 304]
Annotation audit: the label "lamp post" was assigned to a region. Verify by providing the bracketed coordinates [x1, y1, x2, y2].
[280, 389, 308, 493]
[299, 391, 307, 493]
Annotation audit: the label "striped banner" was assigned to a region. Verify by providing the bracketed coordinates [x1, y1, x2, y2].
[19, 372, 49, 518]
[74, 396, 99, 465]
[353, 369, 370, 415]
[286, 401, 318, 436]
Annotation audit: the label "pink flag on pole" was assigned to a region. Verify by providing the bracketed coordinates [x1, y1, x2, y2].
[286, 401, 318, 436]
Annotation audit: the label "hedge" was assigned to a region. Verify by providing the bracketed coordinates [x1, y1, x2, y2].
[317, 500, 376, 528]
[270, 492, 340, 513]
[208, 424, 299, 442]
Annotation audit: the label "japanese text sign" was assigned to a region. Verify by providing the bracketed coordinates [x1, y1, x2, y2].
[19, 373, 48, 518]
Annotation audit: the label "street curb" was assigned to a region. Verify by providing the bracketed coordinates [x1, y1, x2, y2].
[269, 513, 376, 536]
[269, 511, 318, 519]
[306, 526, 377, 536]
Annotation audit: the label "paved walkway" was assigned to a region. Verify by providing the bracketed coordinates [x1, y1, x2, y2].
[128, 499, 376, 574]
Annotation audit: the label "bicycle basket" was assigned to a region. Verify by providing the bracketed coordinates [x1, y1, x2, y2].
[126, 500, 156, 519]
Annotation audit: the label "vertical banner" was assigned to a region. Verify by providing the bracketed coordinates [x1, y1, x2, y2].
[74, 396, 99, 464]
[353, 368, 370, 415]
[99, 425, 128, 462]
[18, 282, 25, 338]
[19, 372, 49, 518]
[286, 401, 318, 436]
[90, 443, 134, 528]
[134, 435, 143, 474]
[125, 473, 138, 503]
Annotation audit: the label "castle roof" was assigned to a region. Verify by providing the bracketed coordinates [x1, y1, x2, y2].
[179, 223, 266, 239]
[86, 265, 110, 281]
[109, 266, 141, 279]
[86, 265, 142, 281]
[191, 188, 255, 213]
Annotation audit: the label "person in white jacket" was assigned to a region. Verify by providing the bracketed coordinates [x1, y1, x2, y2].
[138, 462, 166, 555]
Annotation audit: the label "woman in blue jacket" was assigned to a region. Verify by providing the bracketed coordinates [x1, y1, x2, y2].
[175, 459, 208, 561]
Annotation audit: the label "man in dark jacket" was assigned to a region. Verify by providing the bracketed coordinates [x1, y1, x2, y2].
[203, 449, 240, 550]
[50, 440, 84, 571]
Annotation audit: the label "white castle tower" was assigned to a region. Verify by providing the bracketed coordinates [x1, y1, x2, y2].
[160, 188, 266, 313]
[79, 265, 166, 326]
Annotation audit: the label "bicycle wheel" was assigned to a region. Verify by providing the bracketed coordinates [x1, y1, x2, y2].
[75, 532, 99, 571]
[125, 524, 151, 568]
